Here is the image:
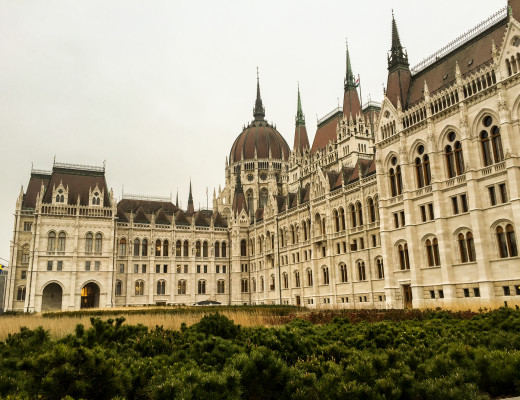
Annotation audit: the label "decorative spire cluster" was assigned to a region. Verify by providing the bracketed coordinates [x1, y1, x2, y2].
[388, 11, 409, 72]
[187, 180, 194, 214]
[253, 67, 266, 121]
[295, 83, 305, 126]
[293, 84, 310, 152]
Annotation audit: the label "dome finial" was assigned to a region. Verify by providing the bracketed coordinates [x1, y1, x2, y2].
[253, 67, 266, 121]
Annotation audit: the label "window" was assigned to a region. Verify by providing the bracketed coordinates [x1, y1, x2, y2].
[197, 265, 201, 273]
[430, 290, 435, 299]
[489, 183, 508, 206]
[307, 269, 313, 286]
[283, 273, 289, 289]
[222, 242, 227, 257]
[294, 271, 300, 287]
[356, 202, 363, 226]
[178, 280, 187, 294]
[22, 250, 29, 263]
[270, 274, 275, 291]
[222, 265, 227, 273]
[322, 267, 329, 285]
[203, 265, 207, 273]
[163, 265, 167, 273]
[183, 240, 189, 257]
[57, 232, 66, 252]
[400, 211, 405, 227]
[350, 205, 357, 227]
[376, 259, 384, 279]
[16, 286, 26, 301]
[142, 239, 148, 256]
[463, 288, 470, 297]
[260, 276, 264, 291]
[460, 194, 468, 213]
[119, 264, 125, 273]
[135, 280, 145, 295]
[415, 145, 431, 188]
[21, 270, 26, 279]
[176, 265, 181, 273]
[428, 204, 435, 220]
[241, 279, 248, 293]
[503, 286, 511, 296]
[119, 238, 127, 256]
[115, 281, 122, 296]
[133, 238, 140, 256]
[398, 243, 410, 270]
[393, 210, 405, 228]
[95, 233, 102, 253]
[458, 232, 476, 263]
[489, 186, 497, 206]
[156, 264, 161, 273]
[163, 240, 169, 257]
[389, 157, 402, 196]
[438, 290, 444, 298]
[480, 116, 503, 166]
[445, 132, 464, 178]
[198, 280, 206, 294]
[23, 222, 32, 232]
[156, 240, 162, 257]
[451, 197, 459, 215]
[157, 280, 166, 295]
[357, 261, 366, 281]
[515, 285, 520, 296]
[368, 199, 376, 223]
[420, 205, 427, 222]
[217, 280, 225, 294]
[241, 240, 247, 256]
[499, 183, 508, 203]
[95, 261, 100, 271]
[426, 238, 440, 266]
[85, 261, 90, 271]
[339, 263, 348, 282]
[47, 232, 56, 252]
[497, 224, 518, 258]
[56, 261, 62, 271]
[202, 241, 208, 258]
[176, 240, 182, 256]
[134, 264, 138, 273]
[474, 288, 480, 297]
[214, 241, 220, 257]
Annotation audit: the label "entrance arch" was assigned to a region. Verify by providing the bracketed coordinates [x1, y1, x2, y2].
[41, 282, 63, 311]
[81, 282, 100, 309]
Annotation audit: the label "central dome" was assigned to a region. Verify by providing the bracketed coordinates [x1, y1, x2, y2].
[229, 74, 290, 163]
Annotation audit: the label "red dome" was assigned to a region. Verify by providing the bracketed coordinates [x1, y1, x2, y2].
[230, 120, 290, 162]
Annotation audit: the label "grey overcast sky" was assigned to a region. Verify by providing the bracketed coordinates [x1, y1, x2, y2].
[0, 0, 504, 262]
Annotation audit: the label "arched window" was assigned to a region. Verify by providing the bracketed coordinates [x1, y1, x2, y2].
[183, 240, 189, 257]
[214, 241, 220, 258]
[95, 233, 102, 253]
[291, 225, 296, 244]
[142, 239, 148, 256]
[294, 271, 300, 288]
[47, 232, 56, 252]
[163, 240, 169, 257]
[203, 241, 208, 258]
[368, 199, 376, 223]
[415, 145, 431, 188]
[389, 157, 402, 196]
[135, 280, 145, 296]
[260, 276, 264, 292]
[240, 240, 247, 256]
[222, 242, 227, 257]
[333, 210, 340, 232]
[241, 278, 248, 293]
[357, 261, 366, 281]
[376, 259, 384, 279]
[16, 286, 26, 301]
[196, 241, 201, 257]
[458, 233, 469, 263]
[445, 132, 465, 178]
[306, 269, 313, 286]
[283, 272, 289, 289]
[119, 238, 127, 255]
[398, 243, 410, 270]
[339, 263, 348, 282]
[198, 280, 206, 294]
[480, 116, 503, 166]
[259, 188, 269, 208]
[156, 280, 166, 295]
[426, 238, 440, 266]
[217, 280, 225, 294]
[322, 267, 329, 285]
[349, 204, 357, 227]
[134, 238, 140, 256]
[246, 189, 254, 217]
[156, 239, 162, 257]
[270, 274, 275, 291]
[497, 224, 518, 258]
[115, 280, 122, 296]
[176, 240, 182, 256]
[57, 232, 66, 252]
[466, 232, 476, 262]
[339, 208, 346, 230]
[178, 280, 187, 294]
[356, 202, 363, 226]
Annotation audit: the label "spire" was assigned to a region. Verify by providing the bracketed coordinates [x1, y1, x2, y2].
[253, 67, 265, 121]
[187, 180, 194, 214]
[175, 190, 179, 208]
[294, 83, 310, 152]
[388, 11, 409, 72]
[342, 40, 361, 118]
[344, 40, 357, 90]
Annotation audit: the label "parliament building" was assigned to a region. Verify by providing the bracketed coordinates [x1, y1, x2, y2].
[5, 2, 520, 312]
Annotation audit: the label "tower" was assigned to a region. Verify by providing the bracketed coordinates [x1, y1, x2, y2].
[386, 11, 411, 108]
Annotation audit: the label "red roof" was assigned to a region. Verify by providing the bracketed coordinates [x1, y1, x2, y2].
[293, 125, 310, 152]
[23, 173, 51, 208]
[311, 117, 338, 154]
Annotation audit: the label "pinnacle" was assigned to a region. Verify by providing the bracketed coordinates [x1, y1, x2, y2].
[253, 68, 266, 121]
[295, 83, 305, 126]
[344, 40, 357, 90]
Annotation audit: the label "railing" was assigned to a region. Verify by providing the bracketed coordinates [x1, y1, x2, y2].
[54, 161, 104, 173]
[40, 204, 113, 218]
[317, 107, 342, 126]
[411, 6, 507, 74]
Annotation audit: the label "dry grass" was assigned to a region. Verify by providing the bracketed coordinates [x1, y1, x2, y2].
[0, 309, 278, 341]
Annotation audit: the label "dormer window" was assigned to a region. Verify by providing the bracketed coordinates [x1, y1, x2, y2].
[93, 192, 100, 206]
[56, 189, 64, 203]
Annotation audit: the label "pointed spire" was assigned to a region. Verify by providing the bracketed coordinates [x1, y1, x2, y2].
[187, 179, 194, 214]
[295, 82, 305, 126]
[388, 11, 409, 72]
[253, 67, 266, 120]
[175, 190, 179, 208]
[344, 40, 357, 90]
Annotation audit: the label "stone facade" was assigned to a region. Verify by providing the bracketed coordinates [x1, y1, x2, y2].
[5, 4, 520, 312]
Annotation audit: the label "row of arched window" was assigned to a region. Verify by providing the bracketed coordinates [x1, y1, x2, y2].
[388, 115, 504, 196]
[48, 231, 103, 253]
[117, 279, 226, 296]
[117, 239, 228, 258]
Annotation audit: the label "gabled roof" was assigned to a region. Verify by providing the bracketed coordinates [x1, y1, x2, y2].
[288, 192, 298, 209]
[194, 211, 210, 227]
[302, 184, 310, 203]
[117, 199, 178, 215]
[155, 208, 171, 225]
[213, 212, 228, 228]
[275, 195, 286, 212]
[311, 116, 338, 154]
[134, 207, 149, 224]
[175, 210, 190, 226]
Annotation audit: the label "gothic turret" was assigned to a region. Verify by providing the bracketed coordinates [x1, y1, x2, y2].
[232, 165, 247, 215]
[386, 11, 411, 109]
[187, 180, 194, 214]
[293, 84, 310, 152]
[343, 42, 361, 118]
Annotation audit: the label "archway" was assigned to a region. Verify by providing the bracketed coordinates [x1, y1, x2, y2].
[41, 283, 63, 311]
[81, 282, 100, 309]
